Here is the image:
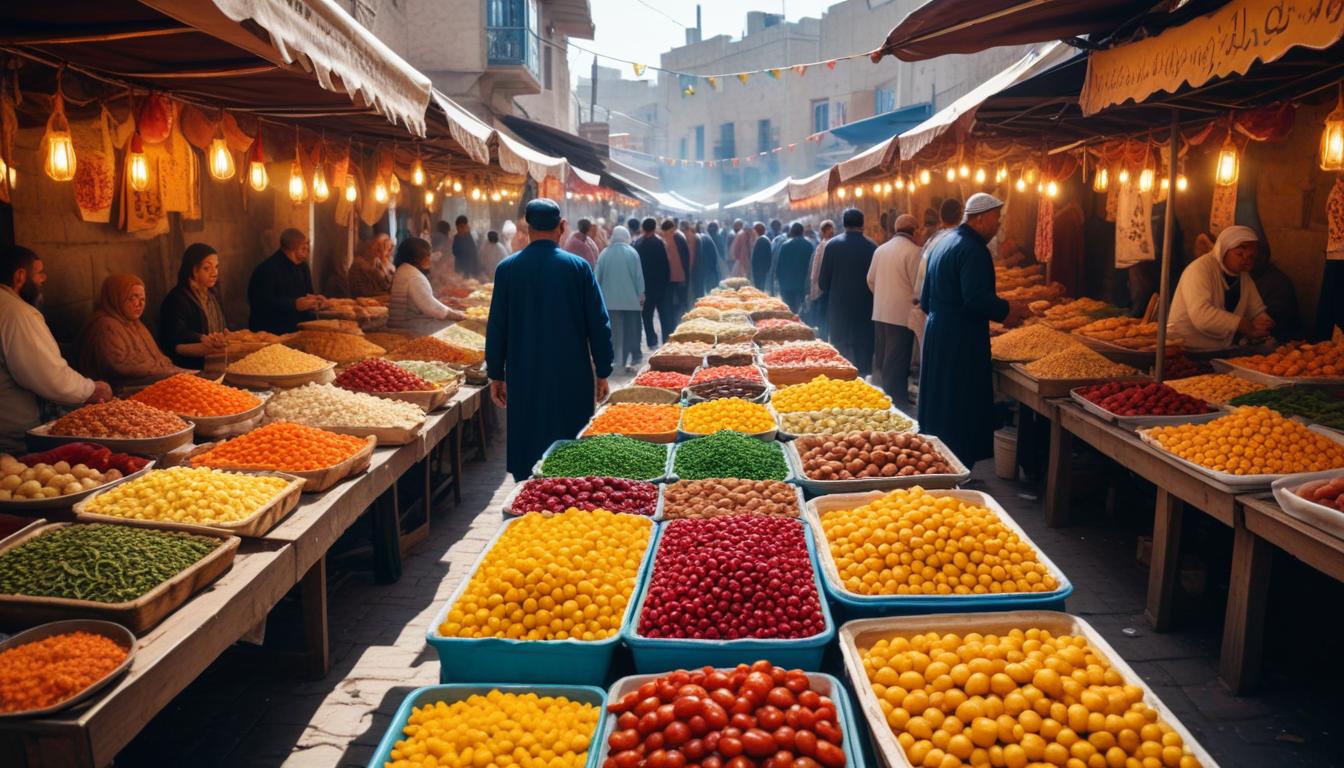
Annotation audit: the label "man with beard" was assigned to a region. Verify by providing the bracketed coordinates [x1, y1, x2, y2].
[0, 246, 112, 452]
[247, 228, 326, 334]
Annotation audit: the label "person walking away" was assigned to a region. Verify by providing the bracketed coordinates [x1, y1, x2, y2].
[452, 215, 481, 278]
[562, 218, 601, 269]
[635, 218, 673, 347]
[596, 226, 645, 371]
[0, 246, 111, 453]
[479, 231, 509, 280]
[767, 219, 787, 293]
[730, 220, 754, 278]
[751, 222, 773, 291]
[918, 193, 1028, 466]
[776, 223, 813, 315]
[1167, 225, 1274, 350]
[819, 210, 877, 376]
[868, 214, 922, 409]
[910, 198, 962, 358]
[486, 199, 614, 481]
[708, 221, 729, 279]
[806, 220, 835, 336]
[692, 222, 721, 299]
[248, 228, 325, 334]
[659, 220, 690, 321]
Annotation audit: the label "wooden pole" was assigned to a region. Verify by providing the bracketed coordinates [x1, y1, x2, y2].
[1154, 111, 1178, 381]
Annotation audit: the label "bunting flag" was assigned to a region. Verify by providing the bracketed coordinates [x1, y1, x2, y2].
[633, 63, 646, 77]
[788, 143, 797, 151]
[825, 60, 838, 70]
[732, 158, 740, 167]
[737, 73, 751, 85]
[706, 76, 718, 90]
[792, 65, 808, 77]
[767, 68, 781, 79]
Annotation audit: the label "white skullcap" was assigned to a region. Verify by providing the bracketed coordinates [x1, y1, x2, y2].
[964, 192, 1005, 216]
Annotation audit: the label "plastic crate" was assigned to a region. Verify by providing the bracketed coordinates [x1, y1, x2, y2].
[806, 489, 1072, 618]
[426, 515, 656, 685]
[367, 683, 608, 768]
[623, 519, 836, 671]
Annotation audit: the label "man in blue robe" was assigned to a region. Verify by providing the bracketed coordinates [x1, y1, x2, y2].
[918, 193, 1026, 466]
[819, 209, 877, 377]
[486, 199, 615, 480]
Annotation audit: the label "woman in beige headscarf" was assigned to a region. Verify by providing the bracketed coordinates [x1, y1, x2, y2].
[78, 274, 185, 391]
[348, 232, 394, 297]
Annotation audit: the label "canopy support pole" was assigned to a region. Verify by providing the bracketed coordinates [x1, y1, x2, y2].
[1154, 110, 1178, 382]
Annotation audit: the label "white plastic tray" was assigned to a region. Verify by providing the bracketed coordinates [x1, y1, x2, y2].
[1211, 357, 1344, 387]
[784, 434, 971, 494]
[1271, 469, 1344, 540]
[1068, 387, 1224, 429]
[1137, 423, 1344, 489]
[838, 611, 1220, 768]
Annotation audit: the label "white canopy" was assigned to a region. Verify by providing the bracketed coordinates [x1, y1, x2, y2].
[723, 176, 792, 210]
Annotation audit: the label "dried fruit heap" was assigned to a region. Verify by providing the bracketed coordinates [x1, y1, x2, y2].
[49, 400, 187, 439]
[130, 373, 260, 417]
[795, 432, 953, 480]
[1145, 406, 1344, 475]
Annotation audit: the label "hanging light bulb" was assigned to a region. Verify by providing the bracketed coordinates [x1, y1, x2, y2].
[491, 190, 503, 202]
[471, 186, 482, 200]
[1045, 180, 1059, 199]
[3, 159, 13, 189]
[918, 169, 931, 185]
[945, 167, 957, 182]
[995, 165, 1008, 183]
[854, 185, 864, 198]
[1215, 137, 1239, 187]
[424, 189, 435, 206]
[344, 173, 358, 203]
[958, 163, 970, 178]
[871, 182, 882, 195]
[1321, 87, 1344, 171]
[374, 176, 389, 204]
[1138, 167, 1155, 193]
[1092, 167, 1109, 193]
[895, 177, 905, 190]
[836, 186, 847, 199]
[882, 182, 892, 194]
[1036, 181, 1044, 194]
[974, 167, 986, 184]
[1176, 174, 1189, 192]
[247, 134, 268, 192]
[411, 154, 426, 186]
[207, 120, 235, 181]
[452, 179, 463, 193]
[1118, 168, 1131, 185]
[311, 154, 330, 203]
[44, 95, 76, 182]
[288, 160, 306, 203]
[127, 132, 150, 192]
[389, 173, 401, 198]
[1160, 176, 1170, 191]
[1014, 176, 1027, 193]
[1026, 168, 1038, 183]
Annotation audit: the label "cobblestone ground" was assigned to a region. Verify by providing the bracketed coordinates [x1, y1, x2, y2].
[121, 366, 1342, 767]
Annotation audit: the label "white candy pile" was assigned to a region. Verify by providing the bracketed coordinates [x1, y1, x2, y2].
[264, 383, 425, 429]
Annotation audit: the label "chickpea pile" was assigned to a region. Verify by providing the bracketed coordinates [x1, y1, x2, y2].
[439, 509, 651, 641]
[860, 628, 1203, 768]
[385, 690, 598, 768]
[0, 456, 116, 500]
[226, 343, 329, 376]
[773, 376, 892, 413]
[681, 398, 776, 434]
[781, 407, 915, 436]
[1144, 406, 1344, 475]
[1163, 374, 1263, 406]
[82, 466, 291, 525]
[661, 478, 800, 519]
[819, 487, 1057, 596]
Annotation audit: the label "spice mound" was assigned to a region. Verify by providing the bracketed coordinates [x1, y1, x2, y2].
[335, 358, 434, 393]
[226, 344, 329, 376]
[583, 403, 681, 437]
[990, 324, 1082, 362]
[284, 330, 385, 365]
[0, 631, 129, 712]
[1021, 346, 1139, 379]
[0, 524, 220, 603]
[189, 421, 368, 472]
[384, 335, 484, 365]
[82, 466, 292, 525]
[49, 400, 187, 439]
[130, 373, 261, 417]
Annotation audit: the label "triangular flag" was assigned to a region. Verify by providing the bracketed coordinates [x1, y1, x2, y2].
[682, 85, 696, 96]
[732, 158, 740, 167]
[825, 60, 838, 70]
[792, 64, 808, 77]
[772, 147, 783, 154]
[767, 68, 781, 79]
[633, 63, 646, 77]
[788, 143, 797, 151]
[681, 159, 689, 167]
[737, 73, 750, 85]
[706, 76, 718, 90]
[758, 152, 767, 157]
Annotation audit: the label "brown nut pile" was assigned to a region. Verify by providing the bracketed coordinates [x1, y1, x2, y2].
[48, 400, 188, 439]
[795, 431, 953, 480]
[661, 478, 800, 519]
[687, 377, 768, 401]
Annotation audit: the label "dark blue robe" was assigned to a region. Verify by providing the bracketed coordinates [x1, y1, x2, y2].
[485, 240, 614, 479]
[818, 230, 877, 377]
[917, 224, 1009, 466]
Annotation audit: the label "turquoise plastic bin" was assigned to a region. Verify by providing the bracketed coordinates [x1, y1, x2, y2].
[426, 514, 656, 685]
[623, 519, 836, 671]
[367, 683, 607, 768]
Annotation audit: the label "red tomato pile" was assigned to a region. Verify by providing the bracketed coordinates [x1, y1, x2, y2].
[510, 476, 659, 516]
[604, 662, 847, 768]
[1078, 381, 1215, 417]
[691, 366, 763, 386]
[635, 371, 693, 390]
[334, 358, 433, 393]
[638, 515, 825, 641]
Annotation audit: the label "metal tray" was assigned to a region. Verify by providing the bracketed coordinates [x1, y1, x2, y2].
[1137, 423, 1344, 489]
[1068, 386, 1224, 429]
[776, 406, 918, 441]
[1211, 357, 1344, 387]
[501, 477, 663, 520]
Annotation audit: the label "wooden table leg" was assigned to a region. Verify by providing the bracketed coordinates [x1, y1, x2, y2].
[300, 556, 329, 679]
[453, 423, 463, 504]
[370, 489, 402, 585]
[1145, 488, 1184, 631]
[1044, 411, 1072, 528]
[1220, 519, 1273, 694]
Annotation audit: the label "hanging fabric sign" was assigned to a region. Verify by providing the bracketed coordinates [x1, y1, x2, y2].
[1080, 0, 1344, 115]
[70, 108, 117, 223]
[1327, 176, 1344, 260]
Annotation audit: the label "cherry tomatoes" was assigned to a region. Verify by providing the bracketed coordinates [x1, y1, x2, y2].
[609, 728, 640, 751]
[742, 728, 776, 757]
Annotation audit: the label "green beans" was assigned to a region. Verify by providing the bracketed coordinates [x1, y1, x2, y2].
[1229, 385, 1344, 430]
[539, 435, 668, 480]
[673, 430, 790, 481]
[0, 524, 220, 603]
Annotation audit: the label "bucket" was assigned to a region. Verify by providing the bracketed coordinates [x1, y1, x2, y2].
[993, 427, 1018, 480]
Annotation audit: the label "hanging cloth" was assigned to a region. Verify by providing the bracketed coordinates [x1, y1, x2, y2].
[1210, 182, 1237, 235]
[1034, 196, 1054, 263]
[1114, 181, 1155, 268]
[1328, 176, 1344, 261]
[69, 107, 117, 223]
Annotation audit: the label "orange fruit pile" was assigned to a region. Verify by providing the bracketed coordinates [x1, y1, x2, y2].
[130, 373, 261, 417]
[1145, 406, 1344, 475]
[1227, 339, 1344, 378]
[583, 403, 681, 437]
[189, 421, 368, 472]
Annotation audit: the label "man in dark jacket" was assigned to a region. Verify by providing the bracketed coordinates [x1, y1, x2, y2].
[248, 228, 324, 334]
[692, 221, 721, 298]
[635, 218, 673, 347]
[751, 222, 773, 291]
[776, 222, 814, 314]
[819, 209, 877, 376]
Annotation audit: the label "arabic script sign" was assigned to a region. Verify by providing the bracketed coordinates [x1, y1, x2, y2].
[1081, 0, 1344, 115]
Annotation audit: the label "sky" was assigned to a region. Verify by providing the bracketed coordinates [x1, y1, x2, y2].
[566, 0, 837, 83]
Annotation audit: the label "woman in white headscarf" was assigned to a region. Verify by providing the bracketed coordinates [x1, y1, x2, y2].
[500, 220, 518, 252]
[595, 225, 646, 371]
[1167, 225, 1274, 350]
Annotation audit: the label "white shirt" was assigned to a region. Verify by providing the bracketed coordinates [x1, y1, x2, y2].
[1167, 251, 1268, 350]
[867, 233, 922, 327]
[0, 286, 95, 451]
[389, 263, 454, 337]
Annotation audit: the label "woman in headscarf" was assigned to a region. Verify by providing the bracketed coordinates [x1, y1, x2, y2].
[595, 225, 646, 371]
[730, 219, 756, 278]
[388, 237, 467, 336]
[80, 273, 185, 391]
[348, 232, 395, 297]
[501, 220, 518, 252]
[159, 243, 230, 368]
[1167, 225, 1274, 350]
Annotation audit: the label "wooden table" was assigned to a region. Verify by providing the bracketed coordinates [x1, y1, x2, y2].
[993, 365, 1073, 525]
[1221, 495, 1344, 693]
[1054, 401, 1243, 630]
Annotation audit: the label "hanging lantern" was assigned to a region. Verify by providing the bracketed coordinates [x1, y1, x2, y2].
[1176, 174, 1189, 192]
[882, 182, 892, 194]
[1215, 137, 1239, 187]
[491, 190, 503, 202]
[995, 165, 1008, 183]
[452, 179, 463, 193]
[374, 176, 389, 204]
[344, 174, 358, 203]
[958, 163, 970, 178]
[207, 121, 235, 181]
[1160, 177, 1170, 191]
[127, 132, 150, 192]
[918, 169, 931, 185]
[974, 167, 986, 184]
[854, 185, 864, 198]
[1014, 176, 1027, 193]
[389, 173, 401, 197]
[1036, 181, 1044, 194]
[871, 182, 882, 195]
[895, 177, 905, 191]
[836, 186, 847, 199]
[1321, 88, 1344, 171]
[1045, 180, 1059, 199]
[247, 134, 268, 192]
[1092, 167, 1109, 193]
[1025, 168, 1038, 183]
[44, 96, 76, 182]
[311, 147, 330, 203]
[1117, 168, 1131, 185]
[945, 167, 956, 182]
[424, 189, 435, 206]
[470, 187, 482, 200]
[1138, 167, 1155, 193]
[412, 154, 427, 186]
[288, 161, 306, 203]
[2, 158, 13, 189]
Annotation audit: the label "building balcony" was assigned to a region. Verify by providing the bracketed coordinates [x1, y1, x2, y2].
[483, 25, 541, 95]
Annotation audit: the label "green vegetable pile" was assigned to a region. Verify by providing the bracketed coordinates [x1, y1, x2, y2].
[0, 524, 220, 603]
[539, 435, 668, 480]
[673, 430, 790, 481]
[1229, 385, 1344, 430]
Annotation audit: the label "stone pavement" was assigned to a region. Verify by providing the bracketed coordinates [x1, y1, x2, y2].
[120, 368, 1342, 767]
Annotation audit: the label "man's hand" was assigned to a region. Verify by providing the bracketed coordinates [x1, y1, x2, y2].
[1252, 313, 1275, 337]
[202, 332, 228, 351]
[87, 381, 113, 404]
[595, 378, 610, 403]
[490, 379, 507, 408]
[1003, 301, 1030, 327]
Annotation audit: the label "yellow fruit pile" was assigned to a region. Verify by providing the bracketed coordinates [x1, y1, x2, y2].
[1022, 347, 1139, 380]
[385, 690, 598, 768]
[861, 628, 1203, 768]
[1144, 406, 1344, 475]
[819, 487, 1057, 596]
[81, 467, 291, 525]
[773, 376, 892, 413]
[227, 344, 329, 375]
[1164, 373, 1263, 405]
[990, 325, 1081, 362]
[439, 510, 651, 641]
[681, 398, 776, 434]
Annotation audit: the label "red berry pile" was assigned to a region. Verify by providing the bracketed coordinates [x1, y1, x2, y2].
[604, 662, 848, 768]
[1078, 381, 1215, 417]
[638, 516, 825, 640]
[635, 370, 692, 390]
[510, 476, 658, 516]
[334, 358, 433, 393]
[1161, 354, 1209, 380]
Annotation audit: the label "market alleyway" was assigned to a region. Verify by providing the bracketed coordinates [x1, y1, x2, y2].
[120, 367, 1340, 768]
